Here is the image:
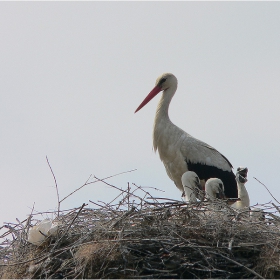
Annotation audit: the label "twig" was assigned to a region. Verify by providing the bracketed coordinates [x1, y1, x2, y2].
[51, 203, 87, 252]
[131, 183, 165, 193]
[25, 213, 33, 240]
[272, 203, 280, 214]
[131, 183, 163, 203]
[228, 238, 234, 251]
[110, 206, 136, 229]
[127, 182, 130, 210]
[46, 156, 60, 216]
[93, 175, 144, 202]
[60, 169, 137, 203]
[106, 190, 127, 206]
[59, 174, 92, 203]
[254, 177, 280, 204]
[0, 254, 49, 267]
[89, 200, 108, 209]
[147, 197, 183, 203]
[211, 252, 264, 279]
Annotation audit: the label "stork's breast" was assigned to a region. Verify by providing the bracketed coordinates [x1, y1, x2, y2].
[159, 140, 188, 189]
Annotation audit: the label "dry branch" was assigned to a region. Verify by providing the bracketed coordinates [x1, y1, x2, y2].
[46, 156, 60, 216]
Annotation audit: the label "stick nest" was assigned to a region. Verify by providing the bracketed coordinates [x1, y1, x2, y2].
[1, 183, 280, 279]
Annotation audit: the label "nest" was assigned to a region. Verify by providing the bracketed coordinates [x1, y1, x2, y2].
[1, 181, 280, 279]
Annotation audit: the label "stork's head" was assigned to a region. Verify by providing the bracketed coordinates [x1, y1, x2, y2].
[155, 73, 177, 91]
[236, 167, 248, 184]
[181, 171, 202, 202]
[135, 73, 177, 113]
[205, 178, 225, 200]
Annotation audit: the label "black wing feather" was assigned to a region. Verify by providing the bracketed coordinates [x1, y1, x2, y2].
[186, 160, 237, 198]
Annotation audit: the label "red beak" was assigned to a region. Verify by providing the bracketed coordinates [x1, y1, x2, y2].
[135, 85, 162, 113]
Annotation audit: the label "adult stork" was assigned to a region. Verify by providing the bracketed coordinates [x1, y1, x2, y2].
[135, 73, 237, 198]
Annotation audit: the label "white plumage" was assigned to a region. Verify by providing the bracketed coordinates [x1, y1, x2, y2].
[180, 168, 264, 220]
[27, 219, 59, 246]
[232, 167, 265, 220]
[181, 171, 201, 202]
[135, 73, 237, 198]
[231, 167, 250, 209]
[205, 178, 225, 201]
[181, 171, 225, 203]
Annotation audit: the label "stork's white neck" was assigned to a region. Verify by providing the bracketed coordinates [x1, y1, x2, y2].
[237, 182, 250, 207]
[232, 181, 250, 209]
[155, 85, 177, 122]
[153, 85, 177, 152]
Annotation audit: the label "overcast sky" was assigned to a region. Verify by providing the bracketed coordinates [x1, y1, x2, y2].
[1, 2, 280, 228]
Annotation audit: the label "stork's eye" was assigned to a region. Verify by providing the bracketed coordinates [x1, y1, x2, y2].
[159, 78, 167, 85]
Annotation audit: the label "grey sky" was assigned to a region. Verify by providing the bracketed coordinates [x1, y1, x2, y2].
[1, 2, 280, 226]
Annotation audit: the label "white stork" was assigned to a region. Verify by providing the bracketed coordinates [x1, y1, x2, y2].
[135, 73, 237, 198]
[232, 167, 265, 220]
[181, 171, 202, 202]
[231, 167, 250, 209]
[205, 178, 225, 201]
[181, 171, 225, 203]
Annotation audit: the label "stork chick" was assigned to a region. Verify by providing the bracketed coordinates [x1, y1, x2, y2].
[205, 178, 225, 201]
[181, 171, 225, 203]
[181, 171, 202, 202]
[231, 167, 250, 209]
[231, 167, 265, 220]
